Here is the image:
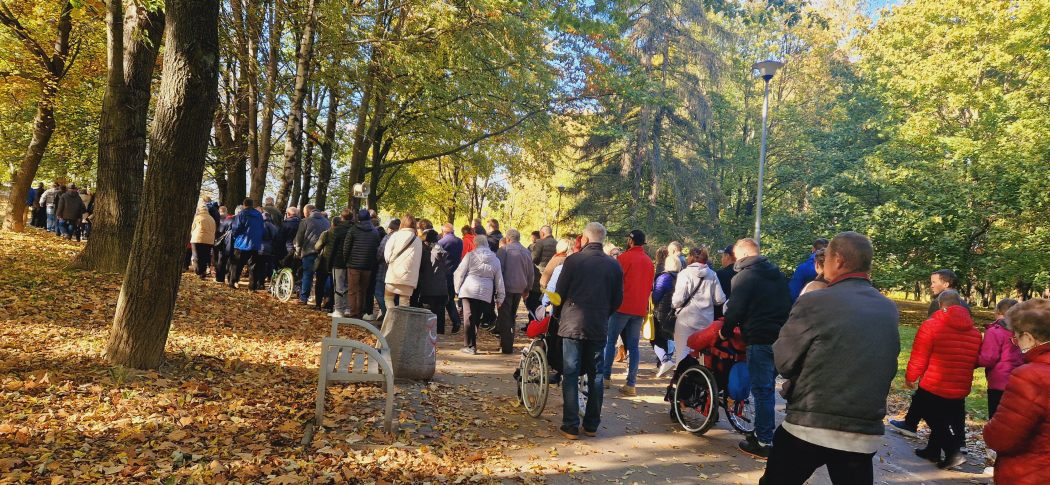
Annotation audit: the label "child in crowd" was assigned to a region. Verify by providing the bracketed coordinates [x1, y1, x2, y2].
[904, 290, 981, 470]
[983, 298, 1050, 485]
[978, 299, 1023, 417]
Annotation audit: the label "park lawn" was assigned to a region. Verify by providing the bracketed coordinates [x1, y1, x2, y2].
[0, 229, 532, 483]
[890, 299, 993, 422]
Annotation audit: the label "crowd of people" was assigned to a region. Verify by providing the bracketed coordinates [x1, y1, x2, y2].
[24, 181, 95, 241]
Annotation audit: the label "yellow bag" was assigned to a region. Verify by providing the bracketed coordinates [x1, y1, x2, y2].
[642, 303, 654, 340]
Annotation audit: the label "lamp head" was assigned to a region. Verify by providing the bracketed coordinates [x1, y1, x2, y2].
[752, 60, 784, 81]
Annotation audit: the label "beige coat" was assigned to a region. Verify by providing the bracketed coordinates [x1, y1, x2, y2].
[383, 227, 422, 294]
[190, 204, 216, 245]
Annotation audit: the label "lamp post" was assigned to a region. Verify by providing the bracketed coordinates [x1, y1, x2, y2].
[751, 59, 783, 247]
[556, 185, 566, 236]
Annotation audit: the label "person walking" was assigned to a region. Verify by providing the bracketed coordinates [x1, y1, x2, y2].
[190, 200, 217, 279]
[257, 211, 280, 290]
[496, 229, 534, 354]
[279, 206, 301, 270]
[891, 267, 972, 439]
[554, 222, 624, 439]
[437, 223, 464, 333]
[384, 214, 422, 313]
[532, 225, 558, 271]
[761, 232, 900, 485]
[339, 209, 381, 319]
[295, 204, 330, 304]
[799, 249, 827, 296]
[28, 182, 45, 227]
[983, 298, 1050, 485]
[461, 225, 476, 258]
[228, 199, 265, 291]
[540, 238, 572, 288]
[978, 299, 1022, 419]
[41, 182, 61, 233]
[651, 253, 681, 377]
[722, 238, 792, 457]
[905, 290, 981, 469]
[672, 247, 727, 363]
[55, 184, 86, 240]
[714, 245, 736, 319]
[485, 219, 503, 250]
[601, 230, 654, 397]
[455, 239, 505, 354]
[787, 238, 829, 302]
[213, 207, 234, 284]
[261, 196, 284, 225]
[417, 229, 451, 333]
[373, 219, 400, 320]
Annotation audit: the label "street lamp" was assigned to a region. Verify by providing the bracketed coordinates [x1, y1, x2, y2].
[556, 185, 566, 236]
[751, 59, 783, 247]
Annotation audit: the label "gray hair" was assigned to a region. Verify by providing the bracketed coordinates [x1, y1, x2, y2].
[556, 238, 572, 254]
[286, 206, 299, 217]
[507, 228, 521, 242]
[938, 290, 964, 308]
[583, 222, 607, 244]
[664, 255, 683, 273]
[540, 225, 553, 236]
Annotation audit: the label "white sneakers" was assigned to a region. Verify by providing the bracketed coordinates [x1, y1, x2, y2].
[656, 361, 675, 378]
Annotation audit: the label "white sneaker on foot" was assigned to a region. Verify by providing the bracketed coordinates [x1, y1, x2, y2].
[656, 361, 674, 378]
[329, 311, 345, 318]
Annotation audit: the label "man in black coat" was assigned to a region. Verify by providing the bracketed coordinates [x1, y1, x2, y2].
[714, 244, 736, 319]
[554, 222, 624, 440]
[340, 209, 381, 319]
[721, 238, 791, 457]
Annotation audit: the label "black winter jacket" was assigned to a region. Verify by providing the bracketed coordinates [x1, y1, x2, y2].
[555, 243, 624, 342]
[714, 265, 736, 319]
[531, 236, 558, 269]
[417, 243, 449, 297]
[341, 221, 381, 270]
[329, 222, 352, 269]
[722, 255, 791, 345]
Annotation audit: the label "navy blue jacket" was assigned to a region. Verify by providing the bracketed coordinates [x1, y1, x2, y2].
[230, 208, 264, 252]
[788, 253, 817, 302]
[437, 233, 464, 273]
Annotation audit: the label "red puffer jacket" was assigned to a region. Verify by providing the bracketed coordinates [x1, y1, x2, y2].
[616, 246, 655, 317]
[905, 305, 981, 399]
[983, 343, 1050, 485]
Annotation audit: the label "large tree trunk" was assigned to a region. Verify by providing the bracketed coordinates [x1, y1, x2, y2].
[106, 0, 220, 369]
[1, 1, 74, 232]
[275, 0, 316, 210]
[74, 1, 164, 272]
[251, 0, 283, 202]
[315, 88, 339, 212]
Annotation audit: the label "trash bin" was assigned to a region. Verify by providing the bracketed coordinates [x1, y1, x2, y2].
[379, 306, 438, 380]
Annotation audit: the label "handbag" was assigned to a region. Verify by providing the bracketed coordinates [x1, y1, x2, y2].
[661, 273, 703, 334]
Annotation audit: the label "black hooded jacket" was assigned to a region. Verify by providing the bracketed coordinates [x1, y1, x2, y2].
[722, 255, 791, 345]
[340, 220, 381, 270]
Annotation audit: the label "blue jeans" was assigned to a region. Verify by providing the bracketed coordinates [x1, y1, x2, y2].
[603, 312, 643, 386]
[374, 272, 387, 315]
[562, 338, 605, 431]
[748, 344, 777, 444]
[46, 208, 56, 232]
[300, 254, 317, 303]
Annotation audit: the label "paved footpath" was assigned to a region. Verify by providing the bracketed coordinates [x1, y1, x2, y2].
[429, 324, 991, 484]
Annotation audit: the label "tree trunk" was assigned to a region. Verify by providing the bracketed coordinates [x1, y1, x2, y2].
[74, 2, 164, 272]
[274, 0, 316, 210]
[1, 1, 74, 232]
[315, 88, 339, 211]
[251, 0, 282, 202]
[106, 0, 220, 369]
[299, 135, 314, 209]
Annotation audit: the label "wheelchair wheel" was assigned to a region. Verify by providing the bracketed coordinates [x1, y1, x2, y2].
[273, 268, 294, 302]
[673, 365, 719, 435]
[520, 346, 549, 418]
[725, 389, 756, 434]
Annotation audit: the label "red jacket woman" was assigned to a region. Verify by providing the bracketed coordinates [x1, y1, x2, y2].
[905, 305, 981, 399]
[983, 342, 1050, 485]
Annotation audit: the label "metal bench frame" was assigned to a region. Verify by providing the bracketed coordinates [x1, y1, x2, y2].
[315, 318, 395, 433]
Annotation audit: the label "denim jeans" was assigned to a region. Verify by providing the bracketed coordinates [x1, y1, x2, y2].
[748, 344, 777, 444]
[562, 338, 605, 431]
[300, 254, 318, 303]
[332, 268, 349, 314]
[603, 312, 643, 386]
[46, 207, 56, 232]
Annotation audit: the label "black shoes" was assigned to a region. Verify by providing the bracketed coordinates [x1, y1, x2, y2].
[938, 452, 966, 470]
[915, 447, 940, 463]
[738, 433, 772, 459]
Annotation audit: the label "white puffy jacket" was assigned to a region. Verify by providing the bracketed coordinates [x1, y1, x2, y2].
[384, 228, 422, 292]
[672, 263, 726, 330]
[454, 245, 506, 306]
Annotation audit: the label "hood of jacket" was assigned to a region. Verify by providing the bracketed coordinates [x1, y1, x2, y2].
[734, 255, 782, 280]
[195, 204, 210, 217]
[933, 305, 975, 331]
[355, 220, 374, 232]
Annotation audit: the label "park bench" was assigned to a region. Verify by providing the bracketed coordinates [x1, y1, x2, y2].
[314, 317, 396, 436]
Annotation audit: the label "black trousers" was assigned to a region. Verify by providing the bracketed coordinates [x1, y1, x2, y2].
[419, 295, 449, 333]
[214, 248, 229, 284]
[30, 207, 46, 227]
[760, 426, 875, 485]
[915, 388, 966, 457]
[524, 289, 542, 317]
[191, 243, 212, 278]
[497, 293, 523, 354]
[988, 389, 1003, 418]
[904, 388, 965, 445]
[230, 249, 259, 289]
[462, 298, 493, 349]
[364, 266, 378, 315]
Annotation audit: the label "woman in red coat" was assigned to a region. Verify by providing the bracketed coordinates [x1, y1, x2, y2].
[904, 290, 981, 469]
[983, 298, 1050, 485]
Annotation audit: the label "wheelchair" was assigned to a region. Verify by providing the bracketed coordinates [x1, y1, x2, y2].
[666, 340, 756, 436]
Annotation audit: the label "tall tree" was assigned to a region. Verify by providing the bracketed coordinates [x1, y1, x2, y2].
[315, 86, 339, 211]
[106, 0, 220, 369]
[275, 0, 317, 210]
[250, 0, 283, 202]
[73, 0, 164, 273]
[0, 0, 77, 231]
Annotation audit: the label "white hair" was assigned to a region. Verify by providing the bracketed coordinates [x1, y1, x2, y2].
[507, 228, 521, 242]
[556, 238, 572, 254]
[583, 222, 607, 244]
[286, 206, 299, 217]
[664, 255, 683, 273]
[540, 225, 552, 236]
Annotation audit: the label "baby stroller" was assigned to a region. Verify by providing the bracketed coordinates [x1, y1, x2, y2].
[665, 319, 755, 435]
[514, 306, 563, 417]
